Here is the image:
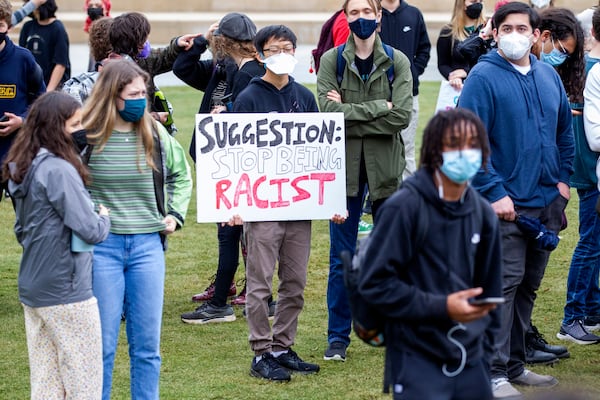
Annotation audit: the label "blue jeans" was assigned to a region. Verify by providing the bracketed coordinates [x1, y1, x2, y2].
[563, 188, 600, 324]
[327, 160, 385, 345]
[92, 232, 165, 400]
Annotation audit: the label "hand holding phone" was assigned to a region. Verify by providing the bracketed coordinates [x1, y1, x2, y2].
[469, 297, 506, 306]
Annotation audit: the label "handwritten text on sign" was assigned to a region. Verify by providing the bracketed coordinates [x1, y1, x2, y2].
[195, 113, 347, 222]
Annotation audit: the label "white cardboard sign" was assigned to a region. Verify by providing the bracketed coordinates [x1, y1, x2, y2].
[195, 112, 347, 223]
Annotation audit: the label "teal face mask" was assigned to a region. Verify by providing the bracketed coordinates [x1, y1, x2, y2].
[118, 97, 146, 122]
[440, 149, 482, 184]
[540, 38, 568, 67]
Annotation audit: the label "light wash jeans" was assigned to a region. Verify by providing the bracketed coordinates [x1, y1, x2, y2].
[563, 188, 600, 324]
[93, 232, 165, 400]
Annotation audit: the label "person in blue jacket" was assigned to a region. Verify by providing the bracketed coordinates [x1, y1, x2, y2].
[459, 2, 574, 399]
[0, 0, 45, 200]
[359, 108, 502, 400]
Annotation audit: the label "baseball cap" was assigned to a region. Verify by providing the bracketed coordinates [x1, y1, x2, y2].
[213, 12, 257, 41]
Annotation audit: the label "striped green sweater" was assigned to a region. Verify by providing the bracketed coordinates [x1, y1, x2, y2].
[88, 130, 166, 234]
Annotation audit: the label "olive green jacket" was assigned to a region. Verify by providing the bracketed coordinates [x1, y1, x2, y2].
[317, 35, 413, 201]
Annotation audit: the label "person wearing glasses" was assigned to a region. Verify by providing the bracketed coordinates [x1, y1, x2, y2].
[525, 7, 588, 358]
[232, 24, 347, 382]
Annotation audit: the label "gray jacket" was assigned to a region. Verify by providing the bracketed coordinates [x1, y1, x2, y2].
[9, 149, 110, 307]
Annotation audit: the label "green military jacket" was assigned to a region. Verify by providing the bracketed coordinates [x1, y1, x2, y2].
[317, 35, 413, 201]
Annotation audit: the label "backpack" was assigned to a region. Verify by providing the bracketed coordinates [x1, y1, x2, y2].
[343, 184, 483, 347]
[311, 9, 344, 74]
[335, 43, 395, 89]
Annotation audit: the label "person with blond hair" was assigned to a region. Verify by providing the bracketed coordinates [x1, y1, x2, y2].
[82, 59, 192, 400]
[437, 0, 487, 90]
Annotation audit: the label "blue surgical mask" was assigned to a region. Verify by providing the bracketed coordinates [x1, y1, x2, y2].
[540, 38, 568, 67]
[118, 97, 147, 122]
[440, 149, 482, 184]
[137, 41, 151, 59]
[349, 18, 378, 40]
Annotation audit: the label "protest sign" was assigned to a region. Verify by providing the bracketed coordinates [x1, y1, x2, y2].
[435, 80, 462, 113]
[195, 112, 347, 222]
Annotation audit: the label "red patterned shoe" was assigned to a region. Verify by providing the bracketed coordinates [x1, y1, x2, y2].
[231, 282, 247, 306]
[191, 276, 236, 302]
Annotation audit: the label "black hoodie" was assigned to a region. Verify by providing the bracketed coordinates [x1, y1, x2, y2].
[359, 168, 502, 376]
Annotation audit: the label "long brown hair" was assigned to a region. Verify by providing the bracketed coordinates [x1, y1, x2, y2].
[82, 59, 156, 170]
[2, 92, 89, 184]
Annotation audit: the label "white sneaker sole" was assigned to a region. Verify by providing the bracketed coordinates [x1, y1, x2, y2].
[181, 314, 236, 325]
[583, 324, 600, 332]
[323, 354, 346, 362]
[556, 332, 599, 345]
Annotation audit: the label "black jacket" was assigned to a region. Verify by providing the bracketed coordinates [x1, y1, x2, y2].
[379, 1, 431, 96]
[359, 168, 502, 385]
[233, 76, 318, 114]
[172, 36, 265, 160]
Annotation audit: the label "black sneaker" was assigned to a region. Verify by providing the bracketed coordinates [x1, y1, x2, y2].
[180, 302, 236, 324]
[525, 346, 558, 365]
[527, 324, 570, 358]
[583, 315, 600, 332]
[557, 320, 600, 345]
[323, 341, 347, 361]
[276, 348, 320, 374]
[250, 353, 291, 382]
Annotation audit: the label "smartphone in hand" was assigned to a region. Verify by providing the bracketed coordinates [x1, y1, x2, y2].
[469, 297, 506, 306]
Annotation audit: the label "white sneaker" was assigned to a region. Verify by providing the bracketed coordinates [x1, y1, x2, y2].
[491, 377, 523, 399]
[510, 369, 558, 388]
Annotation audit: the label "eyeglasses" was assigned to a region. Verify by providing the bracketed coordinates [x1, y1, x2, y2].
[554, 38, 570, 57]
[262, 45, 295, 55]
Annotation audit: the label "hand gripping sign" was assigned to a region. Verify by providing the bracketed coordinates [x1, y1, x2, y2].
[195, 112, 347, 222]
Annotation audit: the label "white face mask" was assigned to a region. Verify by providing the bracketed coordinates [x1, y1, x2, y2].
[531, 0, 551, 8]
[263, 53, 298, 75]
[498, 32, 532, 61]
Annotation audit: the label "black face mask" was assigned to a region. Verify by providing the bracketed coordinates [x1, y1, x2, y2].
[0, 32, 6, 44]
[87, 7, 104, 20]
[71, 129, 88, 151]
[465, 3, 483, 20]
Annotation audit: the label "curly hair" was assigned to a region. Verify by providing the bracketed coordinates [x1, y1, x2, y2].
[109, 12, 151, 58]
[2, 92, 88, 184]
[211, 35, 256, 61]
[89, 17, 113, 62]
[419, 108, 489, 172]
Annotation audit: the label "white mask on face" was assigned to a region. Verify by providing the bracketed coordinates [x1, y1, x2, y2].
[530, 0, 551, 8]
[263, 53, 298, 75]
[498, 32, 532, 61]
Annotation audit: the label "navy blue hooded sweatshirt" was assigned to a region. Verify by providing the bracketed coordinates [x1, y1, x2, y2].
[359, 168, 502, 382]
[459, 50, 574, 208]
[0, 37, 46, 163]
[233, 76, 318, 114]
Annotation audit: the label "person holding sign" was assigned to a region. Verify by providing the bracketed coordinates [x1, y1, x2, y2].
[232, 24, 340, 382]
[316, 0, 413, 362]
[2, 91, 110, 399]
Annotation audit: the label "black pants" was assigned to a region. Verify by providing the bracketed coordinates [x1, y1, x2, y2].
[390, 349, 492, 400]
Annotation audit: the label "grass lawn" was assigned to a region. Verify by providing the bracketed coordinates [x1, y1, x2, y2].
[0, 81, 599, 399]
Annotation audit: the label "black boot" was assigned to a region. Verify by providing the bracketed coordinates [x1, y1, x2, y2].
[527, 323, 570, 359]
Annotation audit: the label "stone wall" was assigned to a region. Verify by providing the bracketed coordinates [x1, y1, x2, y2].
[9, 0, 595, 45]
